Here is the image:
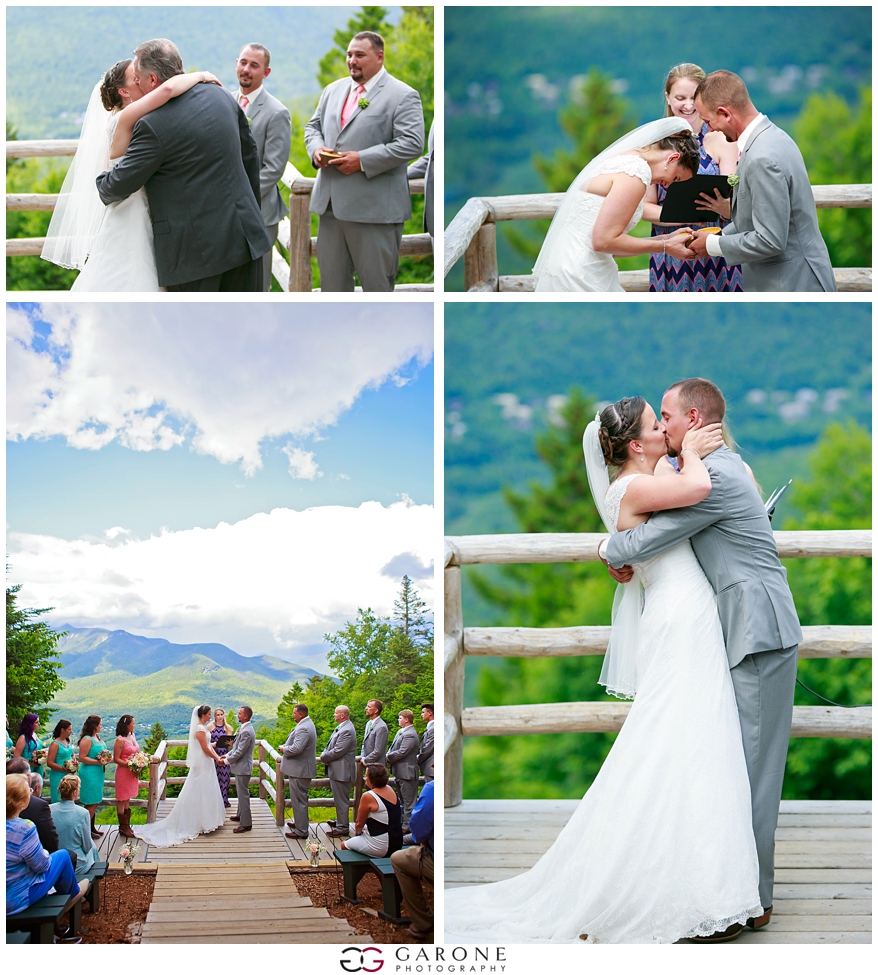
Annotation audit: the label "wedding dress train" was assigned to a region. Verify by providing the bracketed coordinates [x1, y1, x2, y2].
[133, 715, 225, 848]
[444, 474, 762, 944]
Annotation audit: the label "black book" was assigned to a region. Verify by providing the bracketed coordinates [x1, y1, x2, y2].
[217, 734, 236, 749]
[659, 175, 733, 224]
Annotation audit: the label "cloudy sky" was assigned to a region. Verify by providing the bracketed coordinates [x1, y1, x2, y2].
[6, 302, 435, 667]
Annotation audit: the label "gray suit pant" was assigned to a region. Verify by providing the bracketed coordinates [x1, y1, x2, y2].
[730, 645, 798, 909]
[317, 206, 403, 292]
[330, 777, 354, 828]
[287, 775, 311, 834]
[395, 776, 419, 829]
[234, 773, 252, 829]
[262, 223, 279, 292]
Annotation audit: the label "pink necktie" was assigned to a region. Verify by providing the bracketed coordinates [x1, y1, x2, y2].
[341, 85, 365, 128]
[239, 96, 249, 112]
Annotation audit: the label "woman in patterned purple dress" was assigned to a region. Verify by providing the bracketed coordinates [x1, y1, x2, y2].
[646, 63, 743, 292]
[206, 708, 232, 807]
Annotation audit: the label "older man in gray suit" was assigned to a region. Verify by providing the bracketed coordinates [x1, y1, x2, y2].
[686, 70, 836, 292]
[279, 704, 317, 840]
[603, 378, 801, 938]
[387, 709, 420, 830]
[223, 706, 256, 833]
[319, 705, 357, 837]
[232, 43, 292, 291]
[304, 31, 424, 292]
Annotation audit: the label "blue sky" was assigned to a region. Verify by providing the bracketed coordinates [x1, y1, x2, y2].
[6, 302, 435, 661]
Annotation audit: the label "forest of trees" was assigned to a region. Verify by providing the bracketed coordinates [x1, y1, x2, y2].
[7, 5, 434, 291]
[459, 395, 871, 802]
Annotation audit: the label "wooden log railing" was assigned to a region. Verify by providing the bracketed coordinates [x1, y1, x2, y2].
[6, 139, 432, 292]
[444, 184, 873, 292]
[444, 529, 873, 808]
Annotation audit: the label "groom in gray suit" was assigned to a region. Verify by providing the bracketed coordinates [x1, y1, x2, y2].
[223, 706, 256, 833]
[304, 31, 424, 291]
[602, 378, 801, 937]
[232, 44, 292, 291]
[687, 70, 836, 292]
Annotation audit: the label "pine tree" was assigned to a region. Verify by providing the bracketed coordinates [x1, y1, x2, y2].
[144, 722, 168, 755]
[6, 584, 66, 725]
[317, 6, 391, 88]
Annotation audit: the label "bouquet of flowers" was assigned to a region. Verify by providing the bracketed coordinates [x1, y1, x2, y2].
[97, 750, 112, 765]
[127, 751, 151, 778]
[32, 749, 48, 766]
[62, 756, 80, 774]
[119, 841, 141, 874]
[308, 840, 327, 867]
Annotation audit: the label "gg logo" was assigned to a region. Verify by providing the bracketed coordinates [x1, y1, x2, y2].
[339, 946, 384, 973]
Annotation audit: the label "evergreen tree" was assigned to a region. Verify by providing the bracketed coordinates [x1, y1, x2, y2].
[317, 6, 391, 88]
[144, 721, 168, 755]
[393, 574, 430, 641]
[276, 681, 305, 732]
[6, 584, 66, 726]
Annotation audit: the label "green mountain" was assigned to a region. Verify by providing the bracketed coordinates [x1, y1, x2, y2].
[50, 626, 325, 736]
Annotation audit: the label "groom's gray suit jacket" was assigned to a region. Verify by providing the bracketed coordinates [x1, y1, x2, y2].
[605, 445, 802, 667]
[225, 720, 255, 777]
[719, 117, 836, 292]
[304, 71, 424, 224]
[96, 83, 271, 287]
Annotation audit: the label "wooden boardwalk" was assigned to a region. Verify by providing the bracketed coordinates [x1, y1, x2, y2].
[445, 799, 871, 944]
[97, 798, 358, 943]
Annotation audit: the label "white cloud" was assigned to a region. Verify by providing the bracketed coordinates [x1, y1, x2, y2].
[7, 501, 435, 662]
[7, 304, 433, 475]
[282, 444, 322, 481]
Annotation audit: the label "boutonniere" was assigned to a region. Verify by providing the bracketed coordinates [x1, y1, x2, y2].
[246, 116, 253, 125]
[727, 174, 740, 186]
[358, 97, 370, 110]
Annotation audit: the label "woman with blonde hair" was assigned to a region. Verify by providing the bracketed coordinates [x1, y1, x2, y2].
[205, 707, 233, 808]
[645, 62, 743, 291]
[51, 775, 99, 880]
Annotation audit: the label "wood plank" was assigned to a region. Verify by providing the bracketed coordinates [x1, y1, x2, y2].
[779, 800, 872, 813]
[727, 932, 871, 944]
[774, 869, 872, 883]
[758, 899, 870, 915]
[140, 932, 360, 944]
[754, 914, 872, 932]
[771, 884, 872, 900]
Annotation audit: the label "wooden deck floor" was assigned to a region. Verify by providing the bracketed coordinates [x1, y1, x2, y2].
[445, 799, 871, 944]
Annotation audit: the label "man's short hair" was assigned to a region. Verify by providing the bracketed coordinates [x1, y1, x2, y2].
[420, 703, 434, 714]
[335, 705, 350, 718]
[240, 42, 271, 69]
[667, 378, 726, 424]
[27, 772, 42, 794]
[368, 699, 384, 714]
[134, 38, 184, 84]
[351, 30, 385, 53]
[694, 70, 752, 113]
[399, 709, 414, 722]
[293, 704, 309, 716]
[240, 706, 253, 720]
[6, 757, 30, 775]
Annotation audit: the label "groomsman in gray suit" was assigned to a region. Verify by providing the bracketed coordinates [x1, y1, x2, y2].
[417, 703, 434, 782]
[387, 709, 420, 830]
[687, 70, 836, 292]
[233, 44, 292, 291]
[603, 378, 801, 938]
[279, 704, 317, 840]
[319, 705, 357, 837]
[407, 122, 434, 247]
[223, 706, 256, 833]
[359, 699, 388, 768]
[304, 31, 424, 291]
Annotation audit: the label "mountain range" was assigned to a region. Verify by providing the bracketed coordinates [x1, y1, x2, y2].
[50, 626, 325, 736]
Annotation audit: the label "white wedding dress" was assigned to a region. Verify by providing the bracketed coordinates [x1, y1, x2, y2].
[71, 114, 162, 292]
[133, 713, 225, 848]
[534, 155, 650, 293]
[444, 474, 762, 944]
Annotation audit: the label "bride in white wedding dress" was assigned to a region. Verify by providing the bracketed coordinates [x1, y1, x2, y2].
[533, 118, 701, 292]
[41, 60, 219, 291]
[133, 705, 226, 848]
[444, 397, 762, 944]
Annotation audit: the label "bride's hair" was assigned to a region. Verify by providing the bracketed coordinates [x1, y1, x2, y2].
[654, 131, 700, 176]
[196, 705, 212, 721]
[598, 396, 647, 470]
[662, 63, 706, 117]
[100, 59, 133, 112]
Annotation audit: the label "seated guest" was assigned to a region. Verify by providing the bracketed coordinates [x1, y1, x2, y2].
[340, 764, 403, 857]
[390, 779, 433, 940]
[6, 757, 60, 856]
[51, 775, 98, 880]
[12, 713, 43, 771]
[6, 774, 83, 924]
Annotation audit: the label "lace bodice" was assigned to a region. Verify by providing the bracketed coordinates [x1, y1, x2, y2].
[605, 472, 640, 533]
[577, 154, 652, 231]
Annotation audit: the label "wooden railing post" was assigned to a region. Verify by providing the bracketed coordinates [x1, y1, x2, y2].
[276, 755, 286, 827]
[463, 222, 499, 292]
[147, 739, 167, 823]
[445, 545, 465, 808]
[258, 742, 267, 800]
[288, 195, 312, 292]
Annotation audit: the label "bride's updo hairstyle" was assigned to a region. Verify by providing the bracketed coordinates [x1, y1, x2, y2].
[662, 63, 706, 116]
[598, 396, 647, 470]
[655, 131, 700, 176]
[197, 705, 212, 721]
[100, 59, 133, 112]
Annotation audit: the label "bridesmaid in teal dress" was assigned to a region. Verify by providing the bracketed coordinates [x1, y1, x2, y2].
[46, 720, 76, 803]
[13, 713, 43, 771]
[77, 715, 108, 838]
